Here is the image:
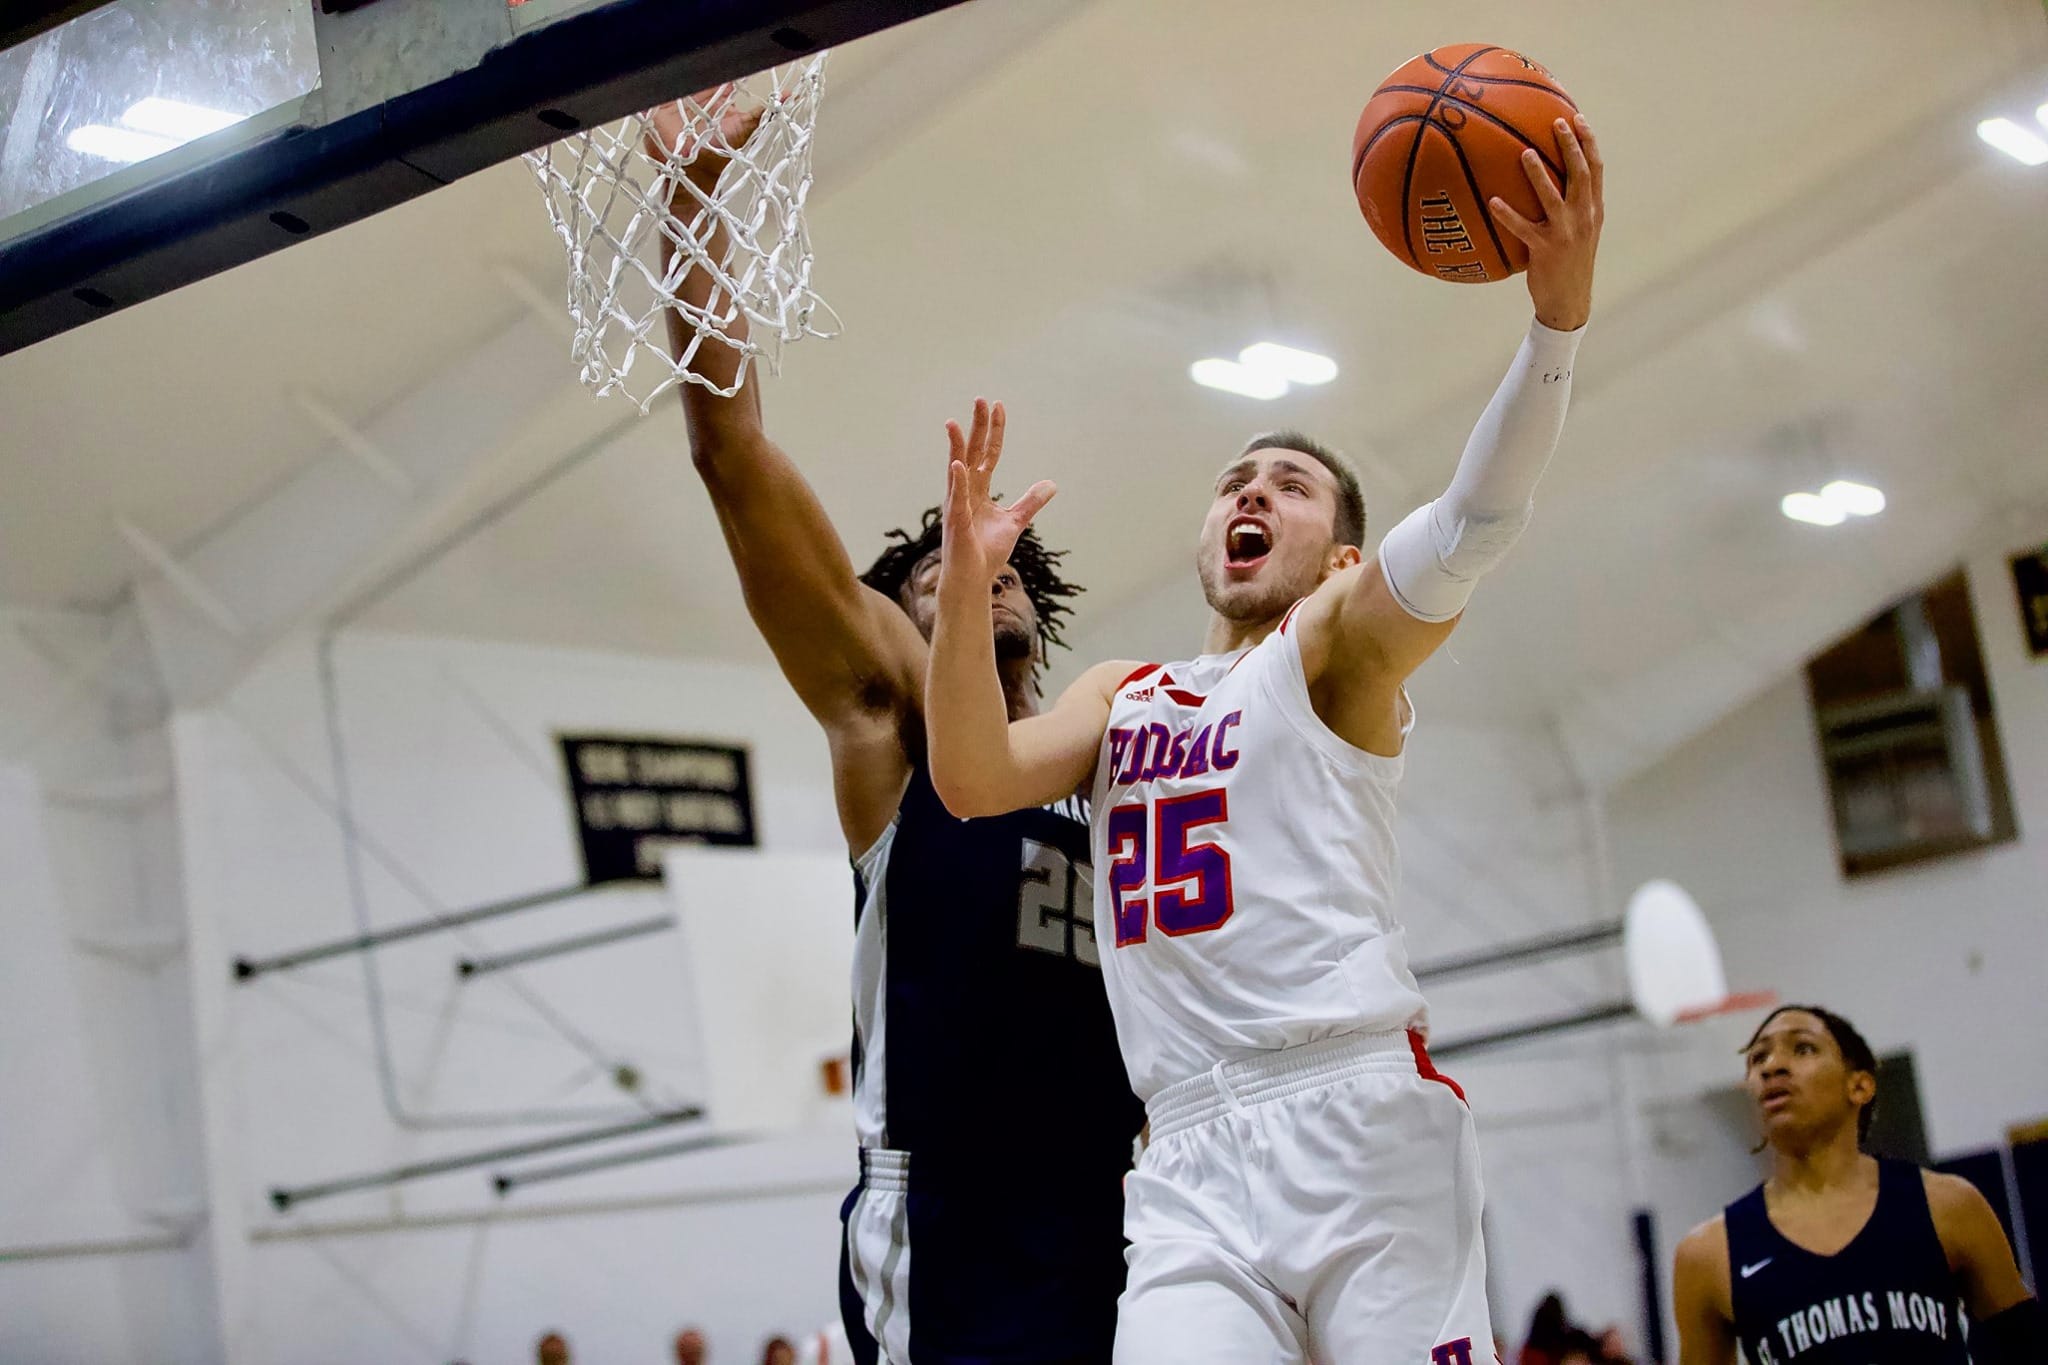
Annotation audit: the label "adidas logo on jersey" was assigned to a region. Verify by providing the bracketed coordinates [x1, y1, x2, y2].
[1123, 685, 1155, 702]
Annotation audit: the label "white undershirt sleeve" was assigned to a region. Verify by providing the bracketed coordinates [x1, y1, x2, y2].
[1376, 317, 1584, 623]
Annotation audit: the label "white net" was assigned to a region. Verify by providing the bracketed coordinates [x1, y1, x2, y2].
[525, 55, 838, 411]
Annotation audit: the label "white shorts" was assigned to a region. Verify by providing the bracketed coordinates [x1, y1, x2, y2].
[1116, 1029, 1494, 1365]
[843, 1149, 913, 1363]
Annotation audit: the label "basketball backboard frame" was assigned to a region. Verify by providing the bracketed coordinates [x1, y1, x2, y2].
[0, 0, 969, 356]
[0, 2, 111, 52]
[662, 845, 857, 1137]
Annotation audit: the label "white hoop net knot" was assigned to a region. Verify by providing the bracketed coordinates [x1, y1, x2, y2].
[524, 54, 839, 412]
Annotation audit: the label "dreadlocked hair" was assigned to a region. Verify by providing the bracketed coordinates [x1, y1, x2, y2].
[858, 505, 1083, 666]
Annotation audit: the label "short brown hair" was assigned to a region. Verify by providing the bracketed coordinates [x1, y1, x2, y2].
[1239, 430, 1366, 548]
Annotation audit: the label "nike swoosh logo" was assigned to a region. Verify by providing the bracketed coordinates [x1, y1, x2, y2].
[1740, 1259, 1772, 1278]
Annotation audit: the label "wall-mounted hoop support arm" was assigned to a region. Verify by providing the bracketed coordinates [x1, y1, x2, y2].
[456, 912, 675, 979]
[232, 880, 655, 982]
[269, 1105, 704, 1211]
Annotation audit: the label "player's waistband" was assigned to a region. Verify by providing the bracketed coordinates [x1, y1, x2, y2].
[858, 1143, 1133, 1195]
[1146, 1028, 1453, 1140]
[858, 1139, 1136, 1194]
[858, 1147, 911, 1193]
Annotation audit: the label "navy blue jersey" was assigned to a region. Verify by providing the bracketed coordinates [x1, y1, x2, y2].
[849, 762, 1143, 1177]
[1727, 1158, 1968, 1364]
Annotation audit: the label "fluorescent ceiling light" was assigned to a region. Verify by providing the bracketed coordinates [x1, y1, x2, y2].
[121, 97, 243, 142]
[1820, 479, 1885, 517]
[2038, 102, 2048, 131]
[1781, 492, 1847, 527]
[1782, 479, 1886, 527]
[1191, 358, 1288, 400]
[1192, 340, 1338, 399]
[1977, 117, 2048, 166]
[66, 124, 179, 164]
[1238, 342, 1337, 386]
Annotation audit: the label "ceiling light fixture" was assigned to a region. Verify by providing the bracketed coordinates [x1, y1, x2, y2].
[2038, 102, 2048, 131]
[1190, 342, 1337, 400]
[1781, 480, 1885, 527]
[1977, 116, 2048, 166]
[1236, 342, 1338, 386]
[1190, 358, 1290, 400]
[1780, 492, 1847, 527]
[65, 124, 180, 164]
[120, 97, 244, 142]
[1819, 479, 1885, 518]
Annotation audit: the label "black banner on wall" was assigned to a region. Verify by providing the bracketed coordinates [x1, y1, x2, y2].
[558, 734, 756, 884]
[2013, 548, 2048, 659]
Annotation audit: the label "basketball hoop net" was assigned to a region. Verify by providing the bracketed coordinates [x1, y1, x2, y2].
[525, 54, 839, 411]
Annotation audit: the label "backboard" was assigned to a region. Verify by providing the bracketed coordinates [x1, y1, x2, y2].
[663, 846, 856, 1137]
[0, 0, 970, 355]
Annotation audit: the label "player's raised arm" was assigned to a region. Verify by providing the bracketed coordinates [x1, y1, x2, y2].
[648, 97, 925, 729]
[924, 400, 1129, 817]
[1325, 114, 1602, 684]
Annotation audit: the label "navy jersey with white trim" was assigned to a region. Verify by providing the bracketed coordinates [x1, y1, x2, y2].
[850, 763, 1142, 1175]
[1727, 1159, 1969, 1364]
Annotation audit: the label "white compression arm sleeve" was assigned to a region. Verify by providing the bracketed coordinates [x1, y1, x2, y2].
[1376, 317, 1584, 622]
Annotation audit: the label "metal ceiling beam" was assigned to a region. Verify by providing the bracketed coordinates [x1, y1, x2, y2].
[0, 0, 106, 52]
[0, 0, 974, 354]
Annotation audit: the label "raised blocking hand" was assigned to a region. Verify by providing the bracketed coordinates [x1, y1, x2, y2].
[939, 398, 1057, 596]
[643, 86, 766, 201]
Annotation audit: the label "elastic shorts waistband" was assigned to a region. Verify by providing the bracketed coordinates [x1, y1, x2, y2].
[859, 1147, 910, 1193]
[1145, 1030, 1424, 1140]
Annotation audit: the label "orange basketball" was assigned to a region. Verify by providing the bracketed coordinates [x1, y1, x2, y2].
[1352, 43, 1579, 283]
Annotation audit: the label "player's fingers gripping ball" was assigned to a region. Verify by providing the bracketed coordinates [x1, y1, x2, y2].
[1352, 43, 1580, 283]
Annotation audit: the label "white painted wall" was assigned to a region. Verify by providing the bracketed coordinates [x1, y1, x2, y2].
[1395, 532, 2048, 1355]
[0, 605, 1654, 1362]
[0, 611, 226, 1365]
[22, 532, 2035, 1362]
[0, 763, 158, 1365]
[1400, 720, 1648, 1351]
[171, 628, 855, 1364]
[155, 612, 1663, 1362]
[1608, 535, 2048, 1345]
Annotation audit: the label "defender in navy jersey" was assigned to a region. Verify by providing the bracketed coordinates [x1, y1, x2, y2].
[1674, 1006, 2039, 1364]
[652, 102, 1142, 1363]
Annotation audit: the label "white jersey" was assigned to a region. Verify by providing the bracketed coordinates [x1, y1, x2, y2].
[1088, 603, 1428, 1101]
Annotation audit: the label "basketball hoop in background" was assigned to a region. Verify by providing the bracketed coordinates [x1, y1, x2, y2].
[1623, 879, 1779, 1028]
[1419, 879, 1775, 1061]
[663, 847, 857, 1137]
[1625, 879, 1725, 1026]
[525, 55, 839, 411]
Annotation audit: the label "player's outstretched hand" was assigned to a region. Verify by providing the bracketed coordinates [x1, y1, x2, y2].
[644, 86, 766, 202]
[1490, 113, 1603, 332]
[939, 399, 1056, 596]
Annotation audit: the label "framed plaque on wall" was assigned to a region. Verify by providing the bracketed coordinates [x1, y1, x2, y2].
[558, 734, 757, 884]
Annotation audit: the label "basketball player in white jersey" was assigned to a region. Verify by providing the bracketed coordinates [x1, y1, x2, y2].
[921, 116, 1604, 1361]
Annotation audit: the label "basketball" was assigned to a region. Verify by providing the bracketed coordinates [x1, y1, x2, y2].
[1352, 43, 1580, 283]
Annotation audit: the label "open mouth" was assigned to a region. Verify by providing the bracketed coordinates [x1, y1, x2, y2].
[1760, 1086, 1794, 1112]
[1225, 517, 1272, 569]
